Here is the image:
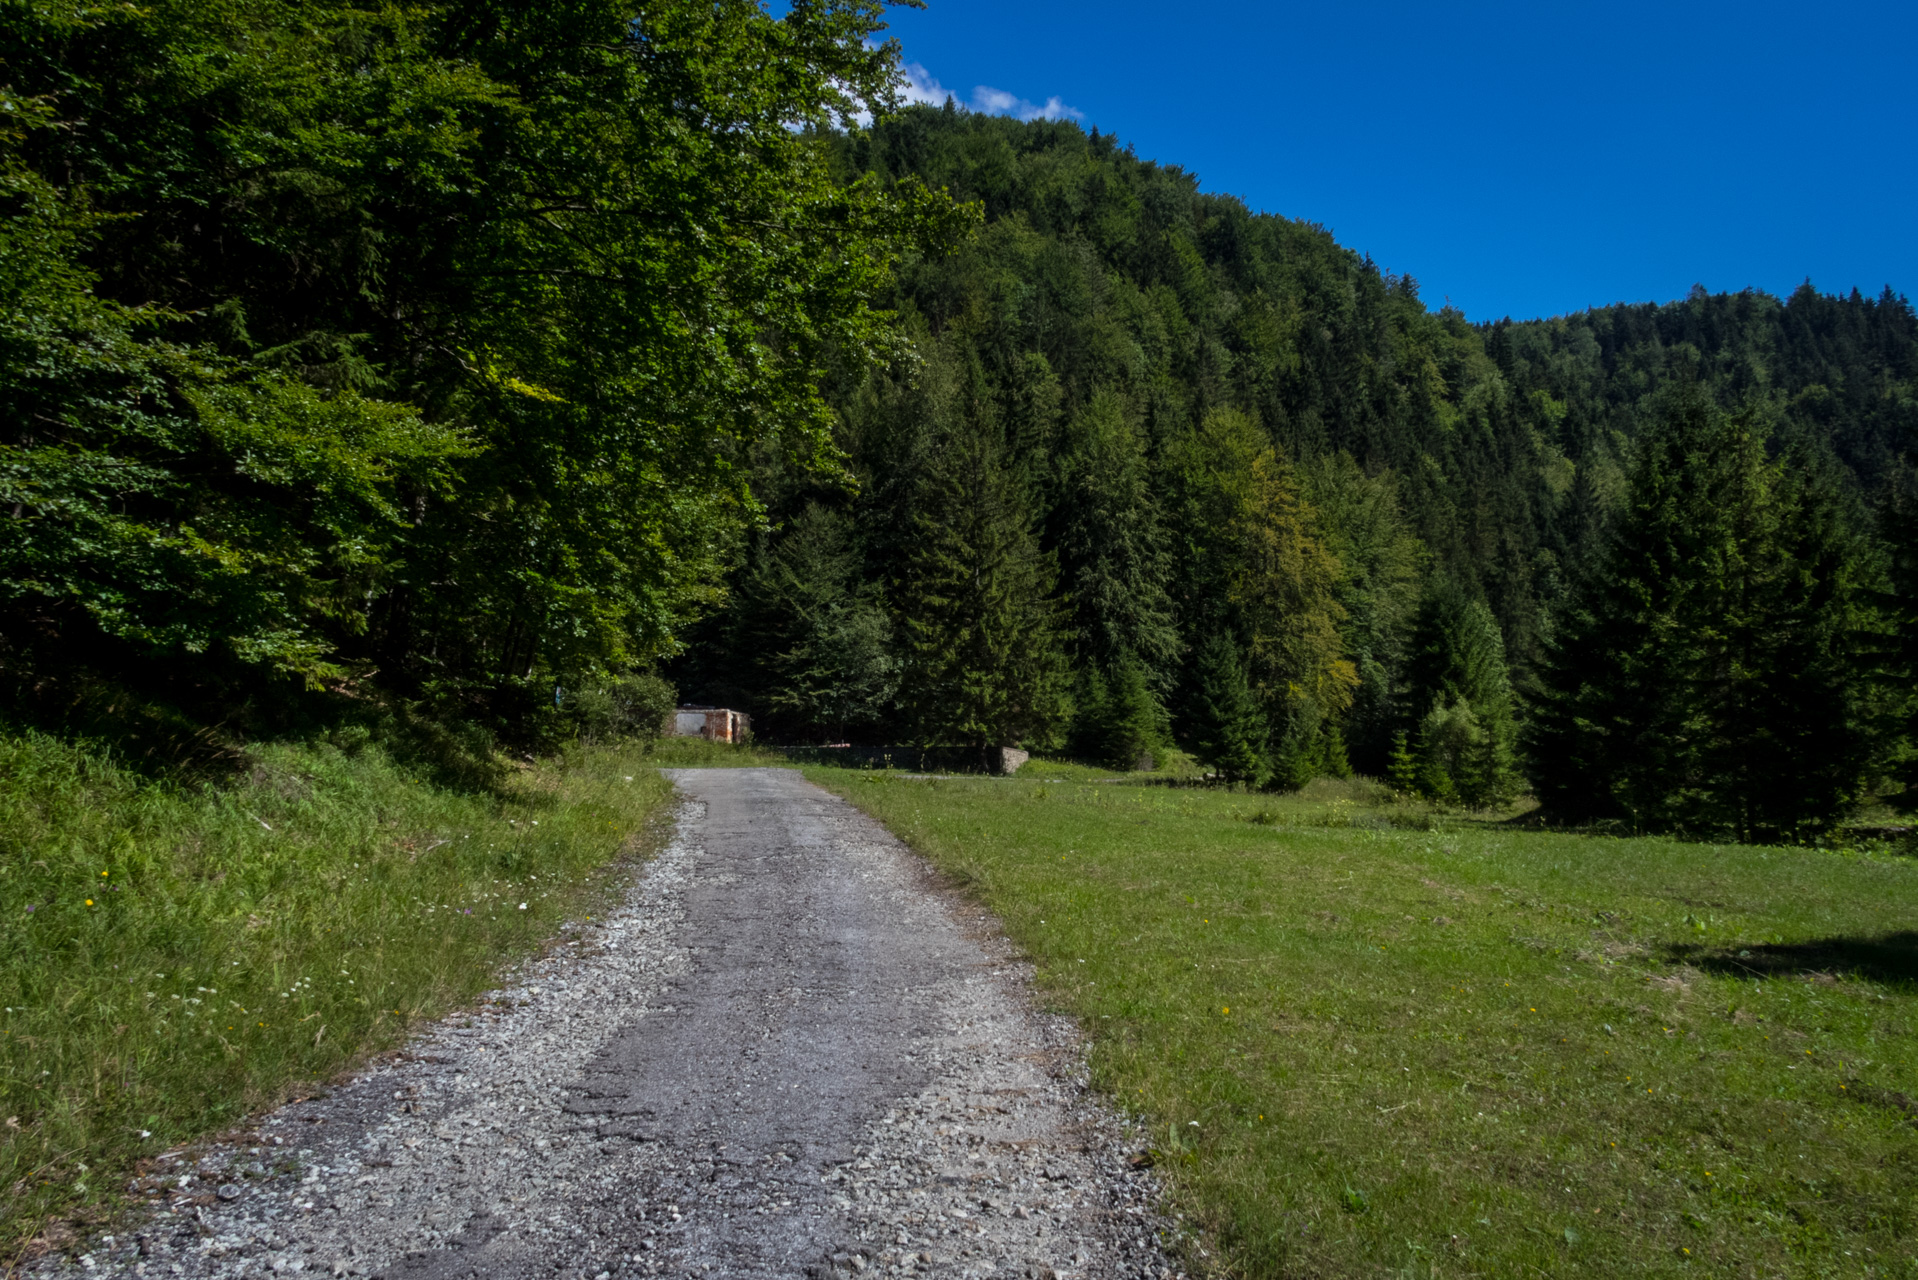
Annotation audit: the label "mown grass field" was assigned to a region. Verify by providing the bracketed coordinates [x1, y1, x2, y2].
[810, 766, 1918, 1279]
[0, 733, 776, 1261]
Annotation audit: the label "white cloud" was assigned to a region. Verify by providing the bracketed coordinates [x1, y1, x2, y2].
[971, 86, 1019, 114]
[891, 61, 1082, 123]
[972, 86, 1083, 123]
[898, 62, 954, 108]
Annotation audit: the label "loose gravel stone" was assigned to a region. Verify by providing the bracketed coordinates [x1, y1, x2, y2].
[38, 768, 1181, 1279]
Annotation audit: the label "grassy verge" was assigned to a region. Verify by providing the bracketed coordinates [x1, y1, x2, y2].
[809, 770, 1918, 1279]
[0, 731, 689, 1260]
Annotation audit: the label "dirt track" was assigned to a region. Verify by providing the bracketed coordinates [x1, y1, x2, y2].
[49, 769, 1178, 1279]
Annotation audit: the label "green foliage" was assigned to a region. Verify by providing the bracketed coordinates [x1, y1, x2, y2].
[0, 93, 466, 686]
[1, 0, 957, 735]
[1069, 654, 1167, 770]
[897, 380, 1070, 758]
[1397, 583, 1520, 807]
[1188, 633, 1269, 788]
[1527, 394, 1884, 839]
[678, 107, 1918, 832]
[1166, 409, 1355, 748]
[1385, 728, 1419, 794]
[1303, 453, 1428, 774]
[562, 672, 678, 746]
[1880, 478, 1918, 811]
[730, 503, 898, 743]
[1052, 390, 1179, 685]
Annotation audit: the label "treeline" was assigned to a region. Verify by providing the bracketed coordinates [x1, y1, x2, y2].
[673, 106, 1918, 839]
[0, 0, 963, 760]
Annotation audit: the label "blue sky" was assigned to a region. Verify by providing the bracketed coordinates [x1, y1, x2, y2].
[873, 0, 1915, 323]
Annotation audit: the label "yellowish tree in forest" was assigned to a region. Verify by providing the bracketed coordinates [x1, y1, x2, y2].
[1169, 409, 1354, 781]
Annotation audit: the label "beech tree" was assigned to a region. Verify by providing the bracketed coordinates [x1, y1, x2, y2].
[0, 0, 958, 734]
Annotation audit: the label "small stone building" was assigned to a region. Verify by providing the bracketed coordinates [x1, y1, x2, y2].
[665, 705, 751, 743]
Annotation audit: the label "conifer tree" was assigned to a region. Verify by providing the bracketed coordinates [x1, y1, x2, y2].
[897, 394, 1069, 765]
[1234, 445, 1356, 746]
[1053, 391, 1180, 686]
[1166, 409, 1353, 784]
[1069, 653, 1167, 769]
[1704, 442, 1882, 838]
[1067, 667, 1113, 764]
[1526, 395, 1880, 838]
[1303, 453, 1427, 774]
[729, 503, 896, 743]
[1399, 583, 1520, 807]
[1188, 633, 1269, 788]
[1386, 730, 1419, 795]
[1527, 395, 1762, 829]
[1881, 476, 1918, 812]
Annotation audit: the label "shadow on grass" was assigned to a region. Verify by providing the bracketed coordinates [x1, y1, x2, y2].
[1664, 932, 1918, 987]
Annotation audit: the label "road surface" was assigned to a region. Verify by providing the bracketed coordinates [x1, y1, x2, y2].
[56, 769, 1177, 1280]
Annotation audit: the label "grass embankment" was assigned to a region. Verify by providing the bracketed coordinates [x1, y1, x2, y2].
[811, 767, 1918, 1279]
[0, 732, 768, 1259]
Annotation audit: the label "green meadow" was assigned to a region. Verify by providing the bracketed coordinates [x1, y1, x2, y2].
[811, 766, 1918, 1279]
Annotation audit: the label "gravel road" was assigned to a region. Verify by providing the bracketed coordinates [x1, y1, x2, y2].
[55, 768, 1180, 1280]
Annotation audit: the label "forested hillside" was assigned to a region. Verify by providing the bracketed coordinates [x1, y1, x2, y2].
[673, 105, 1918, 832]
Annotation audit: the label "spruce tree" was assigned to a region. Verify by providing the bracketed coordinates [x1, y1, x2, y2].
[897, 397, 1069, 765]
[1527, 395, 1761, 828]
[1303, 452, 1427, 775]
[1526, 395, 1879, 838]
[1104, 655, 1169, 769]
[1068, 654, 1167, 769]
[1053, 391, 1180, 685]
[729, 504, 898, 743]
[1067, 666, 1113, 763]
[1188, 633, 1269, 787]
[1234, 445, 1356, 755]
[1165, 409, 1353, 784]
[1386, 730, 1419, 795]
[1705, 442, 1882, 839]
[1399, 583, 1520, 807]
[1882, 475, 1918, 812]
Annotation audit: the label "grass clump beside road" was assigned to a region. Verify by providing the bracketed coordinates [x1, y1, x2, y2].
[811, 769, 1918, 1279]
[0, 731, 690, 1259]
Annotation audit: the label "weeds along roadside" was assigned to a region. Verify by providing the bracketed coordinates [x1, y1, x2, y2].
[0, 731, 742, 1261]
[811, 765, 1918, 1279]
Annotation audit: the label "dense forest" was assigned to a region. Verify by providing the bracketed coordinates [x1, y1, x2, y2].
[0, 0, 963, 755]
[5, 2, 1917, 839]
[673, 107, 1918, 836]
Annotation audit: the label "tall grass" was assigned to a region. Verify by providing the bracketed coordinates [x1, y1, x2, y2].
[0, 731, 675, 1258]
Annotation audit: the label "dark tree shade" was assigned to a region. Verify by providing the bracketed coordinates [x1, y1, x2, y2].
[1526, 394, 1883, 839]
[1188, 633, 1269, 788]
[727, 504, 897, 744]
[896, 378, 1069, 760]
